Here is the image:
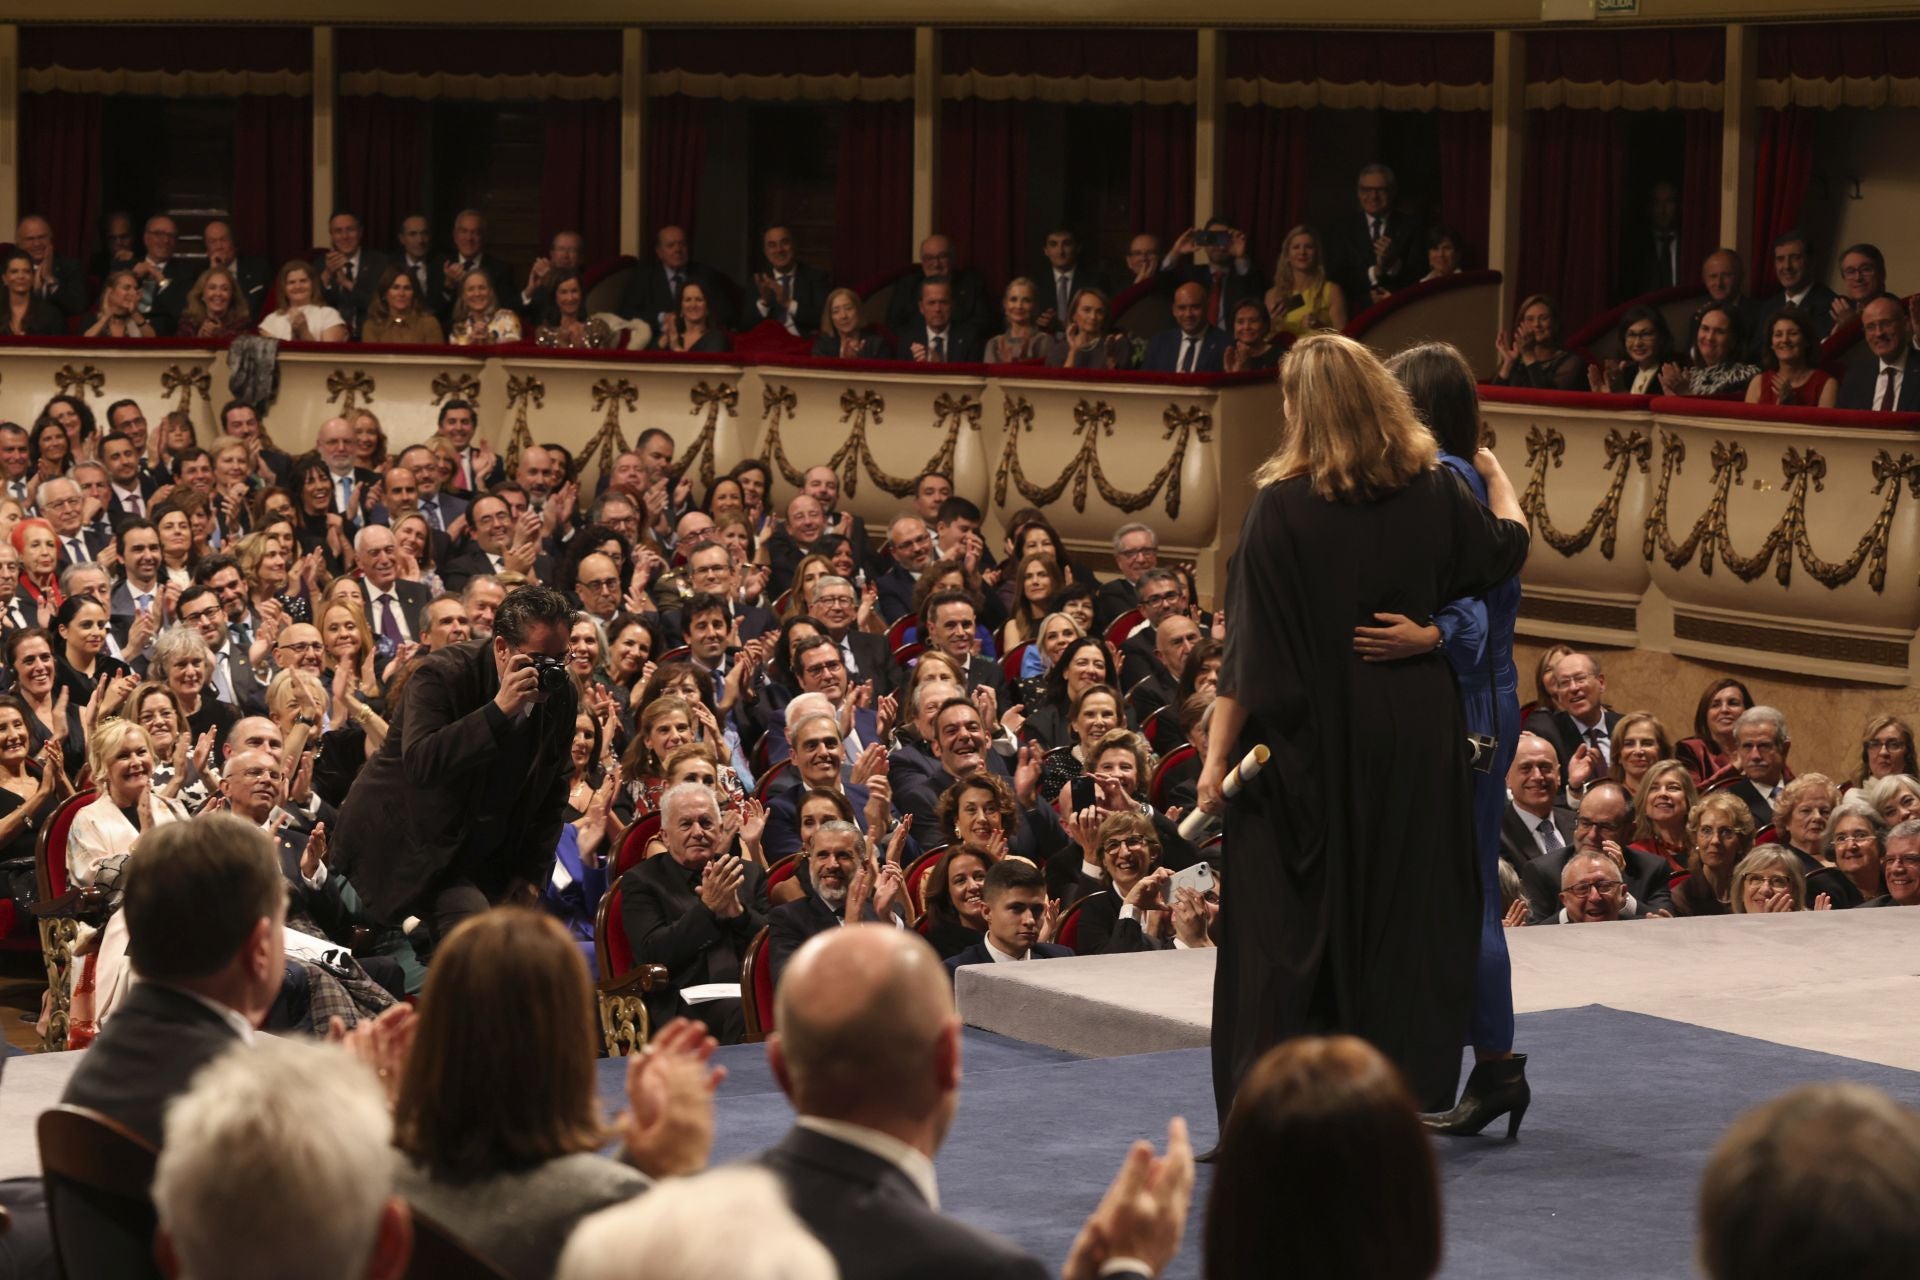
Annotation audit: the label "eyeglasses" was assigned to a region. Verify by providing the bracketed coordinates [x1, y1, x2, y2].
[1842, 264, 1880, 278]
[1742, 874, 1794, 891]
[801, 659, 844, 679]
[1831, 831, 1878, 846]
[813, 594, 855, 609]
[1573, 816, 1624, 832]
[1868, 738, 1906, 753]
[180, 606, 223, 625]
[577, 576, 620, 592]
[1140, 590, 1181, 609]
[1563, 879, 1624, 897]
[1882, 854, 1920, 870]
[1102, 837, 1149, 855]
[1117, 545, 1156, 562]
[277, 640, 324, 654]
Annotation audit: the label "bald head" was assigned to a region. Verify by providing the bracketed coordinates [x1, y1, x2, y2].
[1172, 282, 1207, 335]
[771, 925, 960, 1140]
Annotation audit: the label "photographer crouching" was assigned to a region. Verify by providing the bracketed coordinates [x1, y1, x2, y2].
[333, 584, 577, 943]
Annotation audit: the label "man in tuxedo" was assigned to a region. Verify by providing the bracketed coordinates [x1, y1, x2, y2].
[314, 211, 390, 332]
[316, 416, 380, 531]
[1520, 650, 1620, 776]
[946, 857, 1074, 975]
[623, 780, 768, 1044]
[355, 525, 431, 648]
[619, 224, 736, 333]
[433, 208, 517, 322]
[924, 592, 1007, 702]
[886, 233, 990, 338]
[808, 574, 895, 698]
[877, 514, 935, 623]
[1499, 733, 1576, 872]
[1094, 522, 1160, 632]
[394, 212, 442, 315]
[767, 820, 909, 986]
[1326, 164, 1424, 308]
[334, 586, 577, 937]
[899, 281, 984, 365]
[1839, 295, 1920, 412]
[1157, 219, 1255, 328]
[803, 465, 877, 578]
[101, 431, 160, 521]
[1521, 781, 1673, 923]
[517, 228, 586, 319]
[437, 399, 502, 499]
[1141, 283, 1229, 373]
[199, 219, 270, 320]
[0, 423, 30, 503]
[1754, 229, 1840, 346]
[1618, 180, 1683, 300]
[753, 224, 832, 337]
[14, 214, 88, 317]
[132, 214, 197, 335]
[62, 814, 290, 1145]
[1037, 226, 1099, 333]
[40, 478, 109, 568]
[1708, 706, 1794, 827]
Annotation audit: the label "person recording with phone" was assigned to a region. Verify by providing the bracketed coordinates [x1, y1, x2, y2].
[332, 584, 578, 942]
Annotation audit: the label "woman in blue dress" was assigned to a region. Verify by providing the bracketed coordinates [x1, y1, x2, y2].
[1354, 341, 1529, 1137]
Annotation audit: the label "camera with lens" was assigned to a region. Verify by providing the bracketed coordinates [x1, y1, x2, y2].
[529, 655, 570, 696]
[1467, 732, 1500, 776]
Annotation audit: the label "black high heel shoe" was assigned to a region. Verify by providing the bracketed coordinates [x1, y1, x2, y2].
[1422, 1054, 1530, 1139]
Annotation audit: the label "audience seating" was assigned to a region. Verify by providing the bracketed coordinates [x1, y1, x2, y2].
[1105, 609, 1145, 647]
[740, 925, 775, 1043]
[754, 760, 791, 804]
[34, 790, 103, 1053]
[886, 615, 915, 651]
[1149, 744, 1196, 810]
[1055, 898, 1087, 952]
[765, 853, 802, 907]
[37, 1104, 161, 1280]
[591, 883, 671, 1057]
[892, 640, 926, 668]
[407, 1211, 512, 1280]
[613, 811, 664, 875]
[904, 845, 946, 918]
[1000, 642, 1031, 684]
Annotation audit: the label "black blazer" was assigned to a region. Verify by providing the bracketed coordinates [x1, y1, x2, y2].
[429, 253, 518, 322]
[36, 253, 89, 317]
[618, 261, 738, 330]
[753, 262, 833, 334]
[1325, 208, 1424, 304]
[758, 1126, 1085, 1280]
[894, 320, 985, 365]
[811, 330, 894, 360]
[843, 630, 899, 699]
[1043, 847, 1107, 912]
[886, 267, 991, 338]
[945, 940, 1074, 977]
[1032, 263, 1103, 327]
[1072, 889, 1167, 955]
[1838, 353, 1920, 412]
[1754, 286, 1839, 349]
[60, 982, 248, 1146]
[875, 564, 919, 624]
[357, 577, 432, 640]
[331, 637, 576, 923]
[1141, 326, 1229, 373]
[621, 848, 768, 1024]
[1499, 801, 1576, 872]
[0, 296, 67, 336]
[1522, 844, 1674, 924]
[52, 527, 114, 573]
[767, 889, 907, 987]
[313, 249, 390, 328]
[1521, 706, 1624, 776]
[141, 258, 200, 334]
[1093, 577, 1139, 633]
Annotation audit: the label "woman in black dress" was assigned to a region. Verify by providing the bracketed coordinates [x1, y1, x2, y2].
[1200, 333, 1529, 1118]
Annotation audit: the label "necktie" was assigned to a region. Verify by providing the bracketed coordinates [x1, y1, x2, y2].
[412, 261, 426, 292]
[462, 258, 475, 271]
[135, 592, 151, 613]
[125, 490, 143, 517]
[1057, 274, 1071, 320]
[215, 652, 235, 704]
[933, 335, 945, 362]
[669, 271, 684, 299]
[1207, 270, 1224, 325]
[422, 495, 444, 531]
[336, 476, 353, 514]
[460, 450, 476, 491]
[342, 260, 355, 284]
[1179, 337, 1197, 374]
[66, 537, 85, 564]
[1880, 366, 1898, 412]
[1587, 727, 1609, 768]
[379, 594, 404, 647]
[1370, 217, 1383, 241]
[1537, 817, 1564, 855]
[778, 274, 792, 304]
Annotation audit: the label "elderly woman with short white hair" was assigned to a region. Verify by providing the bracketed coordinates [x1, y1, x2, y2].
[150, 622, 240, 744]
[1729, 844, 1832, 914]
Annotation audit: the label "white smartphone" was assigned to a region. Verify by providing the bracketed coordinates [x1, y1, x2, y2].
[1169, 862, 1218, 898]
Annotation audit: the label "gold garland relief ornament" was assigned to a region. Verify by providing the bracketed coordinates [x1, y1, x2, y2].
[325, 369, 376, 412]
[158, 364, 211, 416]
[53, 364, 105, 401]
[431, 370, 482, 406]
[585, 378, 639, 479]
[759, 384, 806, 487]
[1520, 423, 1650, 560]
[995, 397, 1212, 517]
[504, 374, 546, 476]
[681, 381, 739, 494]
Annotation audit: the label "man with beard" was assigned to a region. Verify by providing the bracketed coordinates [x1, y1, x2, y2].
[766, 821, 909, 985]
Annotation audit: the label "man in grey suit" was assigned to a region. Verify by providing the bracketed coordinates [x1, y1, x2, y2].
[758, 924, 1193, 1280]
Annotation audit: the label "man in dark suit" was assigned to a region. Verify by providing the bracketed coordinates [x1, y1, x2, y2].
[896, 280, 984, 365]
[1128, 614, 1198, 722]
[177, 582, 270, 716]
[877, 514, 936, 624]
[434, 399, 502, 499]
[1326, 164, 1424, 308]
[678, 539, 776, 643]
[440, 493, 553, 594]
[431, 208, 517, 323]
[100, 431, 161, 523]
[198, 219, 271, 320]
[1117, 569, 1190, 687]
[1036, 226, 1102, 333]
[759, 924, 1186, 1280]
[618, 223, 737, 333]
[61, 814, 291, 1145]
[763, 640, 882, 768]
[1699, 248, 1765, 358]
[896, 696, 1062, 858]
[14, 214, 88, 317]
[1838, 295, 1920, 412]
[352, 524, 432, 648]
[132, 214, 198, 335]
[1521, 782, 1673, 923]
[767, 820, 909, 986]
[752, 224, 832, 336]
[804, 576, 896, 700]
[764, 491, 831, 599]
[803, 465, 878, 579]
[333, 586, 577, 937]
[515, 229, 587, 320]
[314, 211, 390, 333]
[1095, 522, 1161, 632]
[395, 443, 469, 535]
[1532, 850, 1635, 925]
[1500, 733, 1576, 872]
[109, 518, 165, 655]
[1519, 650, 1621, 777]
[40, 477, 110, 568]
[394, 212, 445, 317]
[1157, 220, 1257, 328]
[1141, 282, 1229, 373]
[946, 857, 1075, 975]
[623, 780, 768, 1043]
[922, 592, 1007, 704]
[886, 233, 991, 338]
[1617, 180, 1684, 301]
[1753, 229, 1840, 350]
[1704, 705, 1794, 828]
[216, 400, 292, 489]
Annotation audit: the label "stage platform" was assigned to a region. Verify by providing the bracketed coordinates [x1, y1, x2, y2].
[953, 910, 1920, 1068]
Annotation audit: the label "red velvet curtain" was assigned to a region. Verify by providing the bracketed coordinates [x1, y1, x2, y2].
[1130, 104, 1196, 246]
[647, 96, 709, 241]
[337, 96, 430, 251]
[540, 99, 620, 261]
[1437, 111, 1492, 266]
[1220, 104, 1309, 261]
[1679, 109, 1723, 272]
[1750, 108, 1817, 293]
[231, 95, 312, 265]
[938, 98, 1030, 299]
[18, 92, 104, 264]
[1517, 109, 1625, 330]
[832, 100, 913, 287]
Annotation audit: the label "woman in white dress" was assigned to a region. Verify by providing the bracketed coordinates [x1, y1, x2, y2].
[257, 260, 350, 343]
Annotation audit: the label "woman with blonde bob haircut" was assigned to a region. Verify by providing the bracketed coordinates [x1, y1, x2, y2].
[1202, 332, 1531, 1124]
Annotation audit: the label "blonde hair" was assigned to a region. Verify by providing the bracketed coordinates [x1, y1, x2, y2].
[1274, 225, 1327, 293]
[1257, 333, 1438, 501]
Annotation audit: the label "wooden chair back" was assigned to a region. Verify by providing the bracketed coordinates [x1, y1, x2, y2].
[37, 1104, 161, 1280]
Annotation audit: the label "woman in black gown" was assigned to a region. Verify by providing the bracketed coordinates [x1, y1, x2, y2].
[1200, 333, 1530, 1117]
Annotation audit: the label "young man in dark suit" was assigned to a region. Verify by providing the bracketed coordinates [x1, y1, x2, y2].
[1035, 226, 1103, 333]
[313, 211, 391, 332]
[1752, 229, 1840, 347]
[885, 233, 991, 338]
[1141, 282, 1229, 373]
[876, 514, 936, 624]
[761, 924, 1191, 1280]
[943, 857, 1073, 970]
[332, 585, 577, 939]
[622, 781, 769, 1044]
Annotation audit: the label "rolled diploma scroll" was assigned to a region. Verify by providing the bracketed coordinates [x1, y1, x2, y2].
[1177, 744, 1272, 843]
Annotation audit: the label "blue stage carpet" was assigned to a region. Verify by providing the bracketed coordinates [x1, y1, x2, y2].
[595, 1005, 1920, 1279]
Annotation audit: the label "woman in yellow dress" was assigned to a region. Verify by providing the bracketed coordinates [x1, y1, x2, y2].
[1265, 225, 1348, 338]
